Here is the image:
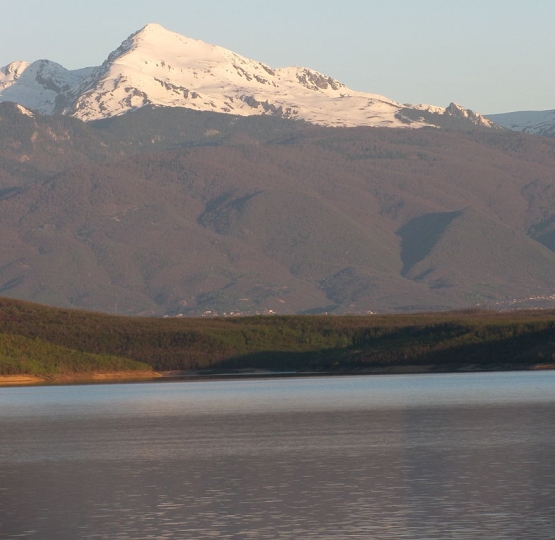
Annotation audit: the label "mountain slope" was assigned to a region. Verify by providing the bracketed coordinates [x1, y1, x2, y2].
[0, 60, 93, 115]
[1, 105, 555, 315]
[1, 23, 495, 129]
[399, 208, 555, 300]
[487, 109, 555, 137]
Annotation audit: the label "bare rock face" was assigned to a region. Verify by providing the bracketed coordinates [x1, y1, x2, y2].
[445, 102, 496, 128]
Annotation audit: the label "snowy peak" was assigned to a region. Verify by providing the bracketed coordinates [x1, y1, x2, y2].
[1, 61, 30, 81]
[105, 23, 189, 63]
[59, 24, 428, 126]
[127, 22, 182, 46]
[0, 59, 93, 114]
[2, 24, 494, 130]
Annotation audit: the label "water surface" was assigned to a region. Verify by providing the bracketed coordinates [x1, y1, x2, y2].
[1, 371, 554, 539]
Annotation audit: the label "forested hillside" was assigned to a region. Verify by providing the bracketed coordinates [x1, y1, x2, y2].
[1, 298, 554, 378]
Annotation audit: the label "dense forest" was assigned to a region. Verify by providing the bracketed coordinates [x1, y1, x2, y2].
[0, 298, 554, 380]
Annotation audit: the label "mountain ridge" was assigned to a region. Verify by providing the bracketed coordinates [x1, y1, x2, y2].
[487, 109, 555, 137]
[1, 23, 495, 129]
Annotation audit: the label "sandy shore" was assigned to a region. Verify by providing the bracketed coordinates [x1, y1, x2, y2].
[0, 375, 46, 385]
[0, 371, 162, 386]
[532, 363, 555, 370]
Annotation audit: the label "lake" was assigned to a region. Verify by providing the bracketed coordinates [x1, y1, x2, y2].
[1, 371, 554, 539]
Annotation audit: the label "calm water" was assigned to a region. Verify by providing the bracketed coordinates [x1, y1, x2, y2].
[1, 371, 555, 539]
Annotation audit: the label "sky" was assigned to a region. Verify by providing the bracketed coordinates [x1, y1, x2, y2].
[1, 0, 554, 114]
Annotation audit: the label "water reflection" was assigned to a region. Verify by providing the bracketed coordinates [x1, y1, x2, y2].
[1, 372, 555, 539]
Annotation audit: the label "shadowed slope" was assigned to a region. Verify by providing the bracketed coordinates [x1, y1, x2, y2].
[397, 211, 462, 276]
[399, 208, 555, 304]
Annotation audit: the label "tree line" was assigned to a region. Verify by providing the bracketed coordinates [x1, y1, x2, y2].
[1, 298, 554, 377]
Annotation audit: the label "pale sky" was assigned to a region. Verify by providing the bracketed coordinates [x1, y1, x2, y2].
[1, 0, 554, 114]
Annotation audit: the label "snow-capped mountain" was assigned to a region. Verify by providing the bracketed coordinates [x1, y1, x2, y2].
[487, 109, 555, 137]
[0, 60, 93, 115]
[1, 23, 495, 129]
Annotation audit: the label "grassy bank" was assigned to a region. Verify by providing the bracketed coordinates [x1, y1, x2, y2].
[1, 298, 555, 380]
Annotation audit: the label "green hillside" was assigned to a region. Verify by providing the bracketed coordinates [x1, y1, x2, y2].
[0, 298, 554, 379]
[0, 333, 151, 378]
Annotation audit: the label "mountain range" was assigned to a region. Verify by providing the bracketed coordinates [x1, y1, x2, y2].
[487, 109, 555, 138]
[1, 25, 555, 316]
[4, 24, 555, 136]
[1, 23, 496, 129]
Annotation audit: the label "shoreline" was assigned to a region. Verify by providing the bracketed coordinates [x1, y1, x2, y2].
[2, 363, 554, 387]
[0, 371, 162, 387]
[159, 362, 555, 381]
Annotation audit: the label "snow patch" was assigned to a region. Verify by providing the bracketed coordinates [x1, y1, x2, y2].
[15, 104, 34, 117]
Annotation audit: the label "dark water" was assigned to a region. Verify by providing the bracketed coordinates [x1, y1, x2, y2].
[1, 372, 555, 539]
